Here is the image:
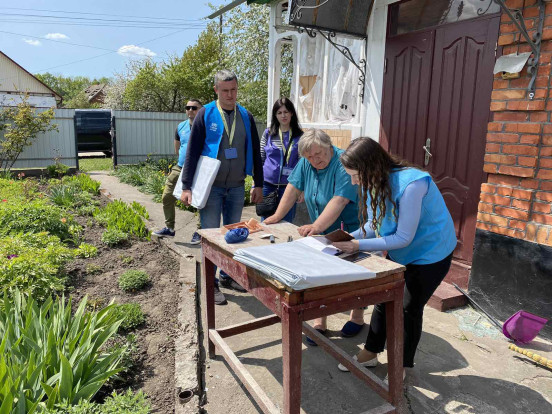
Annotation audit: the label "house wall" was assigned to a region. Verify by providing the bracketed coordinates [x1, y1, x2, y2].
[0, 93, 57, 108]
[470, 0, 552, 337]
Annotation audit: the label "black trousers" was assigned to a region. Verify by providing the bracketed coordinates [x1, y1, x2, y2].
[364, 253, 453, 367]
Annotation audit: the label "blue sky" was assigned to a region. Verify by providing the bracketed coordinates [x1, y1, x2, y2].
[0, 0, 230, 79]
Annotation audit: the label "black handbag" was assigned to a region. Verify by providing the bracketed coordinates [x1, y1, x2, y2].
[255, 189, 279, 217]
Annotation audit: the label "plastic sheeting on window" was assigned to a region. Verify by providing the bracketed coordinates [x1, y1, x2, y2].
[291, 34, 363, 124]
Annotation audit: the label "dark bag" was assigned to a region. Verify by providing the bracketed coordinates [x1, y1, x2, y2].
[255, 190, 279, 217]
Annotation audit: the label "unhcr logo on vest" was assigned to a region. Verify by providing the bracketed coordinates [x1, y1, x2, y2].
[209, 123, 218, 132]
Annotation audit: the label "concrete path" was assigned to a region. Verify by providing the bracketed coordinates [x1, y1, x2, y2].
[91, 170, 552, 414]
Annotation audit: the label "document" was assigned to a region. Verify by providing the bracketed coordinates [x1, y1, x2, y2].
[173, 156, 221, 209]
[295, 236, 341, 255]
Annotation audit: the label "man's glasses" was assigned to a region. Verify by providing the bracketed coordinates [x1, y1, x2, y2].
[185, 106, 198, 111]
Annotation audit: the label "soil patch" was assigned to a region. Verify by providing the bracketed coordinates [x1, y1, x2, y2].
[67, 214, 180, 413]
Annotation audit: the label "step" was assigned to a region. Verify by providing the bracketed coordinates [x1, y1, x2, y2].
[428, 281, 467, 312]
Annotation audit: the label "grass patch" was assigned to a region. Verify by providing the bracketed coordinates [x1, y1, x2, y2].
[79, 157, 113, 172]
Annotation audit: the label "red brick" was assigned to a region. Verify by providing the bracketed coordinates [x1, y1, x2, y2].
[509, 219, 527, 231]
[481, 193, 512, 206]
[542, 125, 552, 134]
[536, 227, 551, 245]
[512, 199, 531, 210]
[520, 134, 541, 144]
[478, 202, 494, 213]
[500, 23, 517, 33]
[493, 225, 523, 238]
[512, 188, 534, 200]
[533, 213, 552, 225]
[485, 154, 516, 164]
[517, 156, 538, 167]
[484, 163, 498, 173]
[496, 186, 514, 197]
[488, 174, 520, 186]
[504, 123, 541, 134]
[541, 147, 552, 156]
[506, 100, 546, 111]
[537, 169, 552, 179]
[533, 202, 552, 214]
[493, 112, 528, 122]
[490, 101, 507, 111]
[487, 133, 520, 143]
[539, 158, 552, 168]
[478, 212, 509, 227]
[476, 221, 494, 231]
[529, 111, 548, 122]
[498, 165, 535, 177]
[532, 88, 548, 99]
[493, 79, 510, 89]
[487, 122, 503, 132]
[526, 223, 537, 241]
[495, 206, 530, 220]
[498, 34, 516, 46]
[536, 191, 552, 202]
[481, 183, 496, 194]
[544, 135, 552, 145]
[541, 181, 552, 191]
[486, 143, 501, 153]
[492, 89, 528, 100]
[538, 64, 551, 77]
[521, 178, 539, 189]
[502, 144, 539, 156]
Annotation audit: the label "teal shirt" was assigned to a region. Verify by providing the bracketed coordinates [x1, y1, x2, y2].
[288, 146, 359, 234]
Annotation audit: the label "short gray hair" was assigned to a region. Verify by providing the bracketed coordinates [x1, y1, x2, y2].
[298, 129, 333, 156]
[214, 69, 238, 87]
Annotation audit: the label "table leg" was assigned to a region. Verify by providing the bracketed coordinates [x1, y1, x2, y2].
[385, 280, 405, 409]
[281, 306, 302, 414]
[203, 254, 216, 358]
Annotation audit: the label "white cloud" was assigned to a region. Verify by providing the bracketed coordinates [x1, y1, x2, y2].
[23, 39, 41, 46]
[117, 45, 156, 57]
[45, 33, 69, 40]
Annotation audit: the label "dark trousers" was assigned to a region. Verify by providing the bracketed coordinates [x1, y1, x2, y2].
[364, 253, 453, 367]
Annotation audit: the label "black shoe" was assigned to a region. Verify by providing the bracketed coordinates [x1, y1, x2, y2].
[153, 227, 175, 237]
[220, 277, 246, 292]
[214, 285, 227, 305]
[190, 232, 201, 245]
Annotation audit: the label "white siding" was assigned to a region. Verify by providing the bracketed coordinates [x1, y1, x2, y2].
[0, 53, 57, 96]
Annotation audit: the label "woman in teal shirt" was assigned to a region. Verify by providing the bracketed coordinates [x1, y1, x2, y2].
[264, 129, 364, 343]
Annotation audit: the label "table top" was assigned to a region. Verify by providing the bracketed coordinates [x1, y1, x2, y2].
[198, 222, 405, 282]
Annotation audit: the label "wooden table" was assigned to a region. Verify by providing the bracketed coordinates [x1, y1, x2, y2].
[198, 222, 406, 414]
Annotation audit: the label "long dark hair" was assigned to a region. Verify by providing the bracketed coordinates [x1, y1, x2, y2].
[269, 97, 302, 137]
[340, 137, 416, 236]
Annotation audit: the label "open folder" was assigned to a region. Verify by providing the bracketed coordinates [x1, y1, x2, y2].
[173, 156, 221, 209]
[233, 241, 375, 290]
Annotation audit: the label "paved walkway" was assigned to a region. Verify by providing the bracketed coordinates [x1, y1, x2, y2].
[91, 170, 552, 414]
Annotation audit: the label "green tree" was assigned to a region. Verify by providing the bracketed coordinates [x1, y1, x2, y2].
[35, 73, 110, 108]
[0, 94, 58, 172]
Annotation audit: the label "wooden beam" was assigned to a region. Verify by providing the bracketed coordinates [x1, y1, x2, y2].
[217, 314, 281, 338]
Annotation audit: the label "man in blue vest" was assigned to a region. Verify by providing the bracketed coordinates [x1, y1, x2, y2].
[153, 99, 203, 241]
[180, 70, 263, 305]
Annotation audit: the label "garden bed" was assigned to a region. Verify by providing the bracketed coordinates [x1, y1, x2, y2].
[67, 206, 180, 413]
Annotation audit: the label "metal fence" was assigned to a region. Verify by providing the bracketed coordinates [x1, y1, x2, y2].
[7, 108, 77, 169]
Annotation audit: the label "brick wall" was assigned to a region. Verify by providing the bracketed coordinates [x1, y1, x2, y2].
[478, 0, 552, 246]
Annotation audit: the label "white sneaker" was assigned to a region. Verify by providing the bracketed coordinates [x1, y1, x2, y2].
[338, 354, 378, 372]
[383, 370, 406, 384]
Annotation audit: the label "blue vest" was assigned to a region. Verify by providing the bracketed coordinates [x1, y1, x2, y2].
[263, 129, 301, 185]
[202, 101, 253, 176]
[177, 120, 191, 167]
[377, 168, 457, 265]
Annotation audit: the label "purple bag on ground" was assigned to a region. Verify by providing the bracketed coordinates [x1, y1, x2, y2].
[502, 310, 548, 344]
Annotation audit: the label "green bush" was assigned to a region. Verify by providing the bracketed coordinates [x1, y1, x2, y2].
[94, 200, 149, 241]
[101, 228, 129, 247]
[112, 303, 146, 331]
[118, 270, 150, 292]
[38, 390, 150, 414]
[62, 173, 101, 195]
[0, 232, 74, 301]
[0, 198, 78, 241]
[46, 161, 70, 178]
[244, 176, 253, 204]
[76, 243, 98, 258]
[0, 291, 126, 412]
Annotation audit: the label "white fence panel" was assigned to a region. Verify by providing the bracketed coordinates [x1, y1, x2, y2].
[113, 110, 186, 165]
[3, 108, 77, 169]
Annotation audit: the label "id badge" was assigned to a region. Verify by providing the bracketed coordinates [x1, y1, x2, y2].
[224, 147, 238, 160]
[282, 167, 293, 176]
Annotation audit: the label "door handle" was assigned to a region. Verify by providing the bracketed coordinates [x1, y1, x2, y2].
[423, 138, 432, 166]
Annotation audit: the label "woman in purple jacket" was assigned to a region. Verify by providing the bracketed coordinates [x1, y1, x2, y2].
[259, 97, 303, 222]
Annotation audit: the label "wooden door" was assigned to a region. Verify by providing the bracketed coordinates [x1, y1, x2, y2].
[381, 15, 499, 264]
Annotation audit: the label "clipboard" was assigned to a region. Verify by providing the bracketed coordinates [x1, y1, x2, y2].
[313, 229, 354, 243]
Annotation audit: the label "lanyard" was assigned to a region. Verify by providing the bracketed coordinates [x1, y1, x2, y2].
[279, 129, 293, 165]
[216, 100, 237, 147]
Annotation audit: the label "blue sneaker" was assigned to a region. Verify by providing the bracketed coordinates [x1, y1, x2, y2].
[153, 227, 175, 237]
[190, 231, 201, 245]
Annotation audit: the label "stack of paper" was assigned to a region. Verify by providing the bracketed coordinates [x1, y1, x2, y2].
[233, 241, 375, 290]
[295, 236, 340, 255]
[173, 156, 221, 209]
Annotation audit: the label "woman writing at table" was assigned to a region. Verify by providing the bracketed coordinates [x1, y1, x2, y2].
[264, 129, 366, 343]
[334, 137, 456, 377]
